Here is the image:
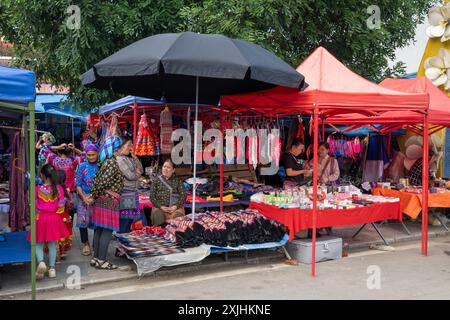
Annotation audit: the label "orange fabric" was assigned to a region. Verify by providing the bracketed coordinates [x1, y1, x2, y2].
[221, 47, 429, 114]
[372, 188, 450, 219]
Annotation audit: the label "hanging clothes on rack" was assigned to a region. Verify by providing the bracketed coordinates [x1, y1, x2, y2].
[160, 106, 173, 155]
[149, 118, 160, 156]
[362, 135, 389, 183]
[134, 113, 156, 156]
[9, 131, 29, 231]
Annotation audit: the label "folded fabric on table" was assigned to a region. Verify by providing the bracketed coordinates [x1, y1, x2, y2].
[206, 194, 235, 202]
[114, 233, 184, 258]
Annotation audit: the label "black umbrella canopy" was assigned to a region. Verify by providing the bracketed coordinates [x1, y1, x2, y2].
[81, 32, 305, 105]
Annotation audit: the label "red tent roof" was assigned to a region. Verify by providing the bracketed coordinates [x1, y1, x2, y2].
[221, 47, 429, 115]
[328, 77, 450, 126]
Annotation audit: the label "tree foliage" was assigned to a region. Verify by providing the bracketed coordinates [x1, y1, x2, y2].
[0, 0, 433, 111]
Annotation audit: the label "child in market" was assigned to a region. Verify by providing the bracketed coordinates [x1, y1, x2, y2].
[53, 170, 73, 262]
[29, 164, 69, 280]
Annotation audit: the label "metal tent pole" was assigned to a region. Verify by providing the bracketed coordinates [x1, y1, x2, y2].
[422, 111, 429, 256]
[312, 104, 319, 277]
[133, 100, 138, 146]
[29, 102, 36, 300]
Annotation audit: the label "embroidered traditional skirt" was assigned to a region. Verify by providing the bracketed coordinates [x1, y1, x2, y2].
[92, 196, 120, 232]
[120, 190, 141, 220]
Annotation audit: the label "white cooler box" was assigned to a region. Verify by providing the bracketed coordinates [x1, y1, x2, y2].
[286, 236, 342, 264]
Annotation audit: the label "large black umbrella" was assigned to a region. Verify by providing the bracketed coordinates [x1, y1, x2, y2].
[81, 32, 305, 104]
[81, 32, 305, 215]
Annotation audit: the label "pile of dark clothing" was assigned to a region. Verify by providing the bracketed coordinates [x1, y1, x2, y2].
[164, 209, 287, 248]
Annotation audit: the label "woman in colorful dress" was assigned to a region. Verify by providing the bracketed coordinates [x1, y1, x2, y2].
[88, 138, 124, 270]
[46, 143, 84, 193]
[75, 143, 99, 256]
[35, 132, 56, 168]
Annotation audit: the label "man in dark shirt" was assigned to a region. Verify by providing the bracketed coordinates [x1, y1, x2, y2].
[282, 137, 312, 187]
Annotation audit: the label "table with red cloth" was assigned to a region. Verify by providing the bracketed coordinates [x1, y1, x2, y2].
[249, 201, 402, 241]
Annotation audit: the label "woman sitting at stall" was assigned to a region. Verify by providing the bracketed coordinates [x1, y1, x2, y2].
[312, 142, 340, 237]
[315, 142, 340, 185]
[281, 137, 311, 188]
[150, 159, 187, 226]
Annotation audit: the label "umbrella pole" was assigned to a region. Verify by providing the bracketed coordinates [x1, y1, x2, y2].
[192, 76, 199, 220]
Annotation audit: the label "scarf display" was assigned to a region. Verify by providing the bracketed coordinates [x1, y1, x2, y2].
[134, 113, 156, 156]
[160, 106, 173, 155]
[327, 135, 362, 159]
[9, 132, 29, 231]
[164, 209, 286, 248]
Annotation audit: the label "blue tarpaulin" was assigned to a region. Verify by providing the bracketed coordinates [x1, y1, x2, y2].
[0, 66, 36, 105]
[35, 94, 87, 121]
[0, 232, 31, 264]
[401, 73, 417, 79]
[99, 95, 163, 115]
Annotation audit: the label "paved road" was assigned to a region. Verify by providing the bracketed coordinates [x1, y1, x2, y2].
[9, 236, 450, 300]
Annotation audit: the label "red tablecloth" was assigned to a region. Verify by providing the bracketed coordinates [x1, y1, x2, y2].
[250, 202, 402, 241]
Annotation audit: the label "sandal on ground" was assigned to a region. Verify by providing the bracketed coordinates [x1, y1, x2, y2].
[36, 261, 47, 280]
[95, 260, 118, 270]
[82, 244, 91, 256]
[90, 258, 99, 267]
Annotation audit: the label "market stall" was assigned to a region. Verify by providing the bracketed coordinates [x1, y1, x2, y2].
[81, 32, 306, 272]
[221, 46, 430, 275]
[0, 66, 36, 296]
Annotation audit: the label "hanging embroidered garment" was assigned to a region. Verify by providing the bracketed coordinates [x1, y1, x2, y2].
[272, 132, 282, 167]
[160, 106, 173, 155]
[134, 113, 156, 156]
[9, 132, 29, 231]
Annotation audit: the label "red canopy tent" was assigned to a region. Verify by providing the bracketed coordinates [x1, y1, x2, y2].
[221, 47, 430, 276]
[326, 77, 450, 130]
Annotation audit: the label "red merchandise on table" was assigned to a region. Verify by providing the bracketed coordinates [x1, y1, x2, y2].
[249, 201, 402, 241]
[186, 195, 207, 203]
[129, 226, 166, 237]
